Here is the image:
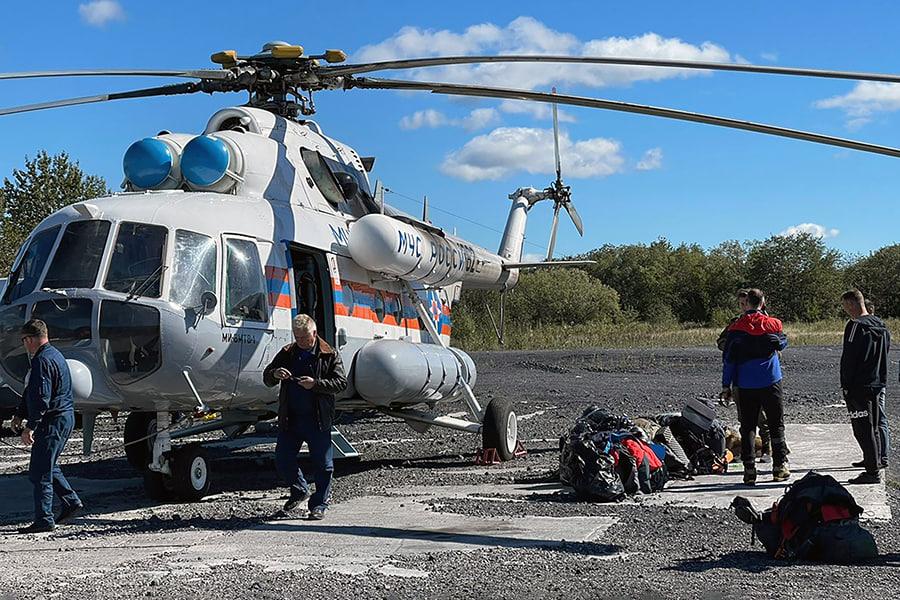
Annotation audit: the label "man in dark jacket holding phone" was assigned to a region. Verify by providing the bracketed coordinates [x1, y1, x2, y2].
[841, 290, 891, 484]
[264, 314, 347, 519]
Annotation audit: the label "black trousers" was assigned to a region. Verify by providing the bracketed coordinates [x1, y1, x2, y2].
[734, 389, 790, 457]
[844, 387, 882, 474]
[736, 382, 788, 467]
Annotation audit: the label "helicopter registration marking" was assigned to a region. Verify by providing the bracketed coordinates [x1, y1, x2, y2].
[222, 333, 259, 345]
[397, 231, 422, 258]
[330, 225, 351, 247]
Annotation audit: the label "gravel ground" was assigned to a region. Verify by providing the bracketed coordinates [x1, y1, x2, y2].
[1, 345, 898, 599]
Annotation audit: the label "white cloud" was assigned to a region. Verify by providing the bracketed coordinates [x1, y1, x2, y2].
[779, 223, 840, 239]
[815, 82, 900, 127]
[760, 52, 779, 62]
[399, 107, 499, 131]
[636, 147, 663, 171]
[498, 99, 576, 123]
[355, 17, 731, 91]
[459, 108, 501, 131]
[440, 126, 625, 182]
[399, 109, 449, 130]
[79, 0, 125, 26]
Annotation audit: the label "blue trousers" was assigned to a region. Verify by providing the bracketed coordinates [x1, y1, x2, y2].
[274, 419, 333, 510]
[28, 412, 81, 526]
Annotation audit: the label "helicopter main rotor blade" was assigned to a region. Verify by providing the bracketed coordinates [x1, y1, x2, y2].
[0, 69, 231, 81]
[551, 87, 562, 184]
[325, 54, 900, 84]
[564, 201, 585, 237]
[0, 82, 205, 117]
[349, 77, 900, 159]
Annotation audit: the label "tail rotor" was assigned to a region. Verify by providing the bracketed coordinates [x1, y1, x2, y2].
[545, 87, 583, 261]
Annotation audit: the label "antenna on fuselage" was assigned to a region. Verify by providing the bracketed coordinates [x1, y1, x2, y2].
[422, 195, 429, 223]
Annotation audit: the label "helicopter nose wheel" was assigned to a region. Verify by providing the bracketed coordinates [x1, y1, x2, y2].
[172, 444, 211, 500]
[482, 398, 518, 461]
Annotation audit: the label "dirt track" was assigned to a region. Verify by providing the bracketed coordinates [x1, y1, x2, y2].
[1, 345, 898, 599]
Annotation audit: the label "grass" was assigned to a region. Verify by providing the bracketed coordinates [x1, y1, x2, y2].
[454, 318, 900, 352]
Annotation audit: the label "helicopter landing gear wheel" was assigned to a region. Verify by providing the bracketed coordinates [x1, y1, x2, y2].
[124, 412, 157, 470]
[482, 399, 518, 461]
[172, 444, 211, 501]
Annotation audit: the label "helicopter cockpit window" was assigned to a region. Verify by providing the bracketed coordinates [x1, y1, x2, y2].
[44, 220, 110, 290]
[171, 230, 217, 309]
[224, 238, 268, 322]
[32, 299, 93, 345]
[99, 300, 161, 384]
[2, 225, 60, 303]
[104, 222, 167, 298]
[300, 148, 344, 205]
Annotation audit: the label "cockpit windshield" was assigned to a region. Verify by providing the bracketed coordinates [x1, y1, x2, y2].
[104, 222, 168, 298]
[44, 220, 110, 289]
[170, 230, 217, 308]
[3, 226, 60, 303]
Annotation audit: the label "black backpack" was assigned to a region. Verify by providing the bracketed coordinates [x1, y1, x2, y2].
[734, 471, 877, 562]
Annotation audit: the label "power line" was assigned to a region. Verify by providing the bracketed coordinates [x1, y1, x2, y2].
[382, 187, 549, 253]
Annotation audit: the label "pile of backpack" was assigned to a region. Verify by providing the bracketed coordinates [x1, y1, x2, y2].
[649, 398, 733, 477]
[732, 471, 878, 562]
[560, 399, 738, 502]
[559, 406, 669, 501]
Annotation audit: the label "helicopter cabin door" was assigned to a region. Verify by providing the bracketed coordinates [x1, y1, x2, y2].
[221, 235, 277, 399]
[288, 245, 335, 346]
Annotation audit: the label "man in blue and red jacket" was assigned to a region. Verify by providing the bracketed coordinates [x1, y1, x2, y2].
[720, 288, 789, 485]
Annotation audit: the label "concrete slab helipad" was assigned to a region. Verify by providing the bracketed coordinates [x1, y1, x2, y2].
[169, 494, 618, 575]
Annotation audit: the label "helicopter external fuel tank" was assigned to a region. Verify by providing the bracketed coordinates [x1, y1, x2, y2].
[353, 339, 476, 406]
[348, 213, 512, 289]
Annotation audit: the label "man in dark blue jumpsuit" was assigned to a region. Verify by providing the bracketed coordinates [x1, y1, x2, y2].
[15, 319, 83, 533]
[264, 314, 347, 520]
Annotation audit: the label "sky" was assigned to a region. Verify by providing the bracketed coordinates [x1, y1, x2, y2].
[2, 1, 900, 261]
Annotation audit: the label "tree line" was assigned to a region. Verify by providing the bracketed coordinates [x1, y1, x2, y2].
[453, 234, 900, 341]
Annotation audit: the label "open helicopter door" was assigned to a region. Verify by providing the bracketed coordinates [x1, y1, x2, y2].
[287, 245, 335, 346]
[221, 235, 279, 399]
[286, 245, 357, 458]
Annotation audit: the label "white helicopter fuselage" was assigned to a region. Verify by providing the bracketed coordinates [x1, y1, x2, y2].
[0, 107, 527, 420]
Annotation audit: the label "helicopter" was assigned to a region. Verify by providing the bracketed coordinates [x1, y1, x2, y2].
[1, 42, 899, 501]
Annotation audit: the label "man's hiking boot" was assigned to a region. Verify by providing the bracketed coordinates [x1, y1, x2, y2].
[17, 522, 55, 534]
[848, 471, 881, 485]
[283, 489, 312, 513]
[772, 464, 791, 482]
[56, 502, 84, 525]
[743, 466, 757, 486]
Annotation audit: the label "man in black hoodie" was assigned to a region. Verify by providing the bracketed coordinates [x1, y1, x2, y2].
[840, 290, 890, 484]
